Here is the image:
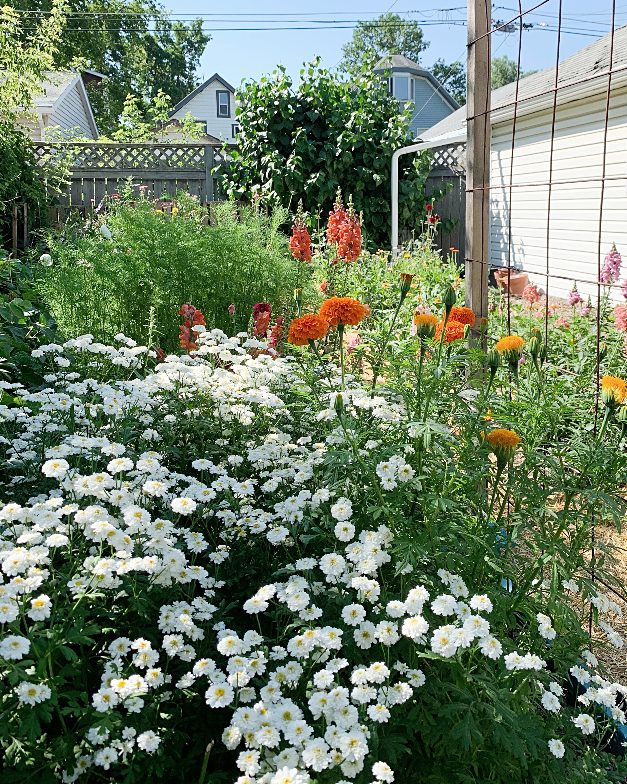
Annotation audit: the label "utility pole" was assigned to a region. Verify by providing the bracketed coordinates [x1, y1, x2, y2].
[465, 0, 491, 320]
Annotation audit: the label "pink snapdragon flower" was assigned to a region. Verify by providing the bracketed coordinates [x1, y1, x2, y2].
[600, 244, 621, 284]
[568, 284, 583, 306]
[614, 304, 627, 333]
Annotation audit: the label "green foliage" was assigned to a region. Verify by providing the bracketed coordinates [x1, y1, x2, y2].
[222, 60, 436, 247]
[492, 55, 523, 89]
[103, 90, 204, 143]
[339, 12, 429, 73]
[0, 250, 58, 386]
[36, 195, 312, 350]
[6, 0, 210, 134]
[0, 3, 67, 242]
[432, 58, 467, 105]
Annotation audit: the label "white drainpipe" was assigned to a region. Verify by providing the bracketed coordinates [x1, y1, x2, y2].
[390, 141, 430, 258]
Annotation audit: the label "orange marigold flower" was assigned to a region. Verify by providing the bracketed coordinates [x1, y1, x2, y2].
[319, 297, 370, 327]
[483, 428, 521, 464]
[449, 306, 476, 327]
[413, 313, 439, 338]
[495, 335, 525, 353]
[287, 314, 329, 346]
[601, 375, 626, 405]
[435, 320, 466, 343]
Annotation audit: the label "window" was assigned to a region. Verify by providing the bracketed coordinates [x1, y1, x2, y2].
[394, 76, 410, 101]
[231, 123, 240, 138]
[216, 90, 231, 118]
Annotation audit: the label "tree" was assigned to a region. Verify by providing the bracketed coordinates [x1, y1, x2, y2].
[7, 0, 210, 134]
[340, 12, 428, 73]
[0, 3, 67, 236]
[491, 55, 520, 89]
[222, 60, 434, 247]
[432, 59, 466, 106]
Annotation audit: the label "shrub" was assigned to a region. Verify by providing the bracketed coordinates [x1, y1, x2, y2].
[36, 195, 313, 351]
[221, 60, 441, 247]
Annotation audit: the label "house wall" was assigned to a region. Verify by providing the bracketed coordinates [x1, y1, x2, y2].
[409, 78, 456, 137]
[490, 85, 627, 301]
[48, 83, 96, 139]
[171, 81, 238, 144]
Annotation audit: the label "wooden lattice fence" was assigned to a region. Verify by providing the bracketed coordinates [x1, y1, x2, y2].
[425, 142, 466, 255]
[33, 142, 228, 209]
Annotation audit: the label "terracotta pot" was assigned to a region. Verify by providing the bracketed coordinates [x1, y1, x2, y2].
[494, 269, 529, 297]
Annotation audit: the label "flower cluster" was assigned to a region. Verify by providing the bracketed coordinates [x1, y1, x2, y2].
[179, 304, 206, 353]
[289, 213, 312, 263]
[600, 244, 622, 284]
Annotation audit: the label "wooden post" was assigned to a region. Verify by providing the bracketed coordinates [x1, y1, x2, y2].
[204, 145, 214, 203]
[11, 205, 18, 255]
[465, 0, 491, 320]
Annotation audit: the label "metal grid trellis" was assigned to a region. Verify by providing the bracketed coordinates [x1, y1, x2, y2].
[464, 0, 627, 665]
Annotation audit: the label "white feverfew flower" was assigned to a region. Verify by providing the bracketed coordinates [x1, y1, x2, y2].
[479, 636, 503, 660]
[0, 635, 30, 660]
[205, 681, 234, 708]
[341, 603, 366, 627]
[136, 730, 161, 752]
[42, 458, 70, 478]
[16, 681, 52, 705]
[334, 521, 355, 542]
[171, 497, 197, 515]
[541, 691, 561, 713]
[572, 713, 595, 735]
[270, 768, 311, 784]
[330, 497, 352, 522]
[27, 594, 52, 621]
[548, 739, 565, 758]
[372, 761, 395, 782]
[401, 615, 429, 640]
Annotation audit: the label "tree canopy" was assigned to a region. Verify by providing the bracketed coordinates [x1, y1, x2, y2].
[340, 13, 428, 72]
[6, 0, 210, 134]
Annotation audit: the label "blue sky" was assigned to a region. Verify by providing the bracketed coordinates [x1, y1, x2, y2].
[164, 0, 626, 88]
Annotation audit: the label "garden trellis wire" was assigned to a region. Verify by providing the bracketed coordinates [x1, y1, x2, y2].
[464, 0, 625, 633]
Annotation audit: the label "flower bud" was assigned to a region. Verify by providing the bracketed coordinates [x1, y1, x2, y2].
[443, 285, 457, 316]
[400, 273, 414, 300]
[487, 349, 501, 377]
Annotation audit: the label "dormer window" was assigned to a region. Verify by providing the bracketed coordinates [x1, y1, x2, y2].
[216, 90, 231, 118]
[394, 76, 410, 100]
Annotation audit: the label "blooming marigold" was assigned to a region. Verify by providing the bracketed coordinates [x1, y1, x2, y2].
[483, 428, 521, 464]
[495, 335, 525, 353]
[449, 306, 476, 327]
[601, 375, 626, 406]
[319, 297, 369, 327]
[435, 320, 466, 343]
[413, 312, 439, 338]
[287, 314, 329, 346]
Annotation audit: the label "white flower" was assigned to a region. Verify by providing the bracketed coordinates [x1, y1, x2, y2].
[372, 761, 395, 782]
[107, 457, 134, 474]
[39, 253, 53, 266]
[205, 681, 234, 708]
[431, 594, 458, 616]
[479, 636, 503, 660]
[136, 730, 161, 752]
[270, 768, 310, 784]
[341, 603, 366, 626]
[334, 521, 355, 542]
[16, 681, 52, 705]
[469, 594, 493, 613]
[548, 738, 565, 758]
[401, 615, 429, 640]
[171, 497, 197, 515]
[0, 635, 30, 660]
[572, 713, 595, 735]
[367, 703, 391, 723]
[27, 594, 52, 621]
[42, 458, 70, 478]
[330, 497, 352, 522]
[541, 691, 561, 713]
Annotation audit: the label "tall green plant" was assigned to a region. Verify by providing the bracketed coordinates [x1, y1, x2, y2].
[37, 196, 313, 349]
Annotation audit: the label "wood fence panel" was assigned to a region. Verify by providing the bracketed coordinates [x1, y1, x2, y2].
[424, 143, 467, 258]
[32, 142, 228, 209]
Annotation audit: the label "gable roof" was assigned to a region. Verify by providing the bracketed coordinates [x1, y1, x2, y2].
[170, 73, 236, 116]
[421, 24, 627, 145]
[35, 70, 100, 137]
[374, 55, 459, 110]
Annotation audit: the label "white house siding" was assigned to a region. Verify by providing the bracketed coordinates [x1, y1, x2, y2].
[490, 86, 627, 302]
[171, 81, 237, 144]
[410, 78, 456, 137]
[49, 83, 96, 139]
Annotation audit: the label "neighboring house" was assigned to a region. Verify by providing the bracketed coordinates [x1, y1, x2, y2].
[20, 70, 101, 141]
[375, 55, 458, 138]
[169, 73, 238, 145]
[420, 26, 627, 301]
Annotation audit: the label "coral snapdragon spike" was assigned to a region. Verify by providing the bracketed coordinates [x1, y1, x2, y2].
[326, 190, 346, 246]
[179, 303, 206, 352]
[289, 216, 312, 262]
[336, 212, 362, 262]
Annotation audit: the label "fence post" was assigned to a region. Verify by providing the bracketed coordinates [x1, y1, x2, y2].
[204, 145, 215, 203]
[465, 0, 491, 320]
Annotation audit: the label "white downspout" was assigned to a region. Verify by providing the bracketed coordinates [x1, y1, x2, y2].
[391, 141, 429, 258]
